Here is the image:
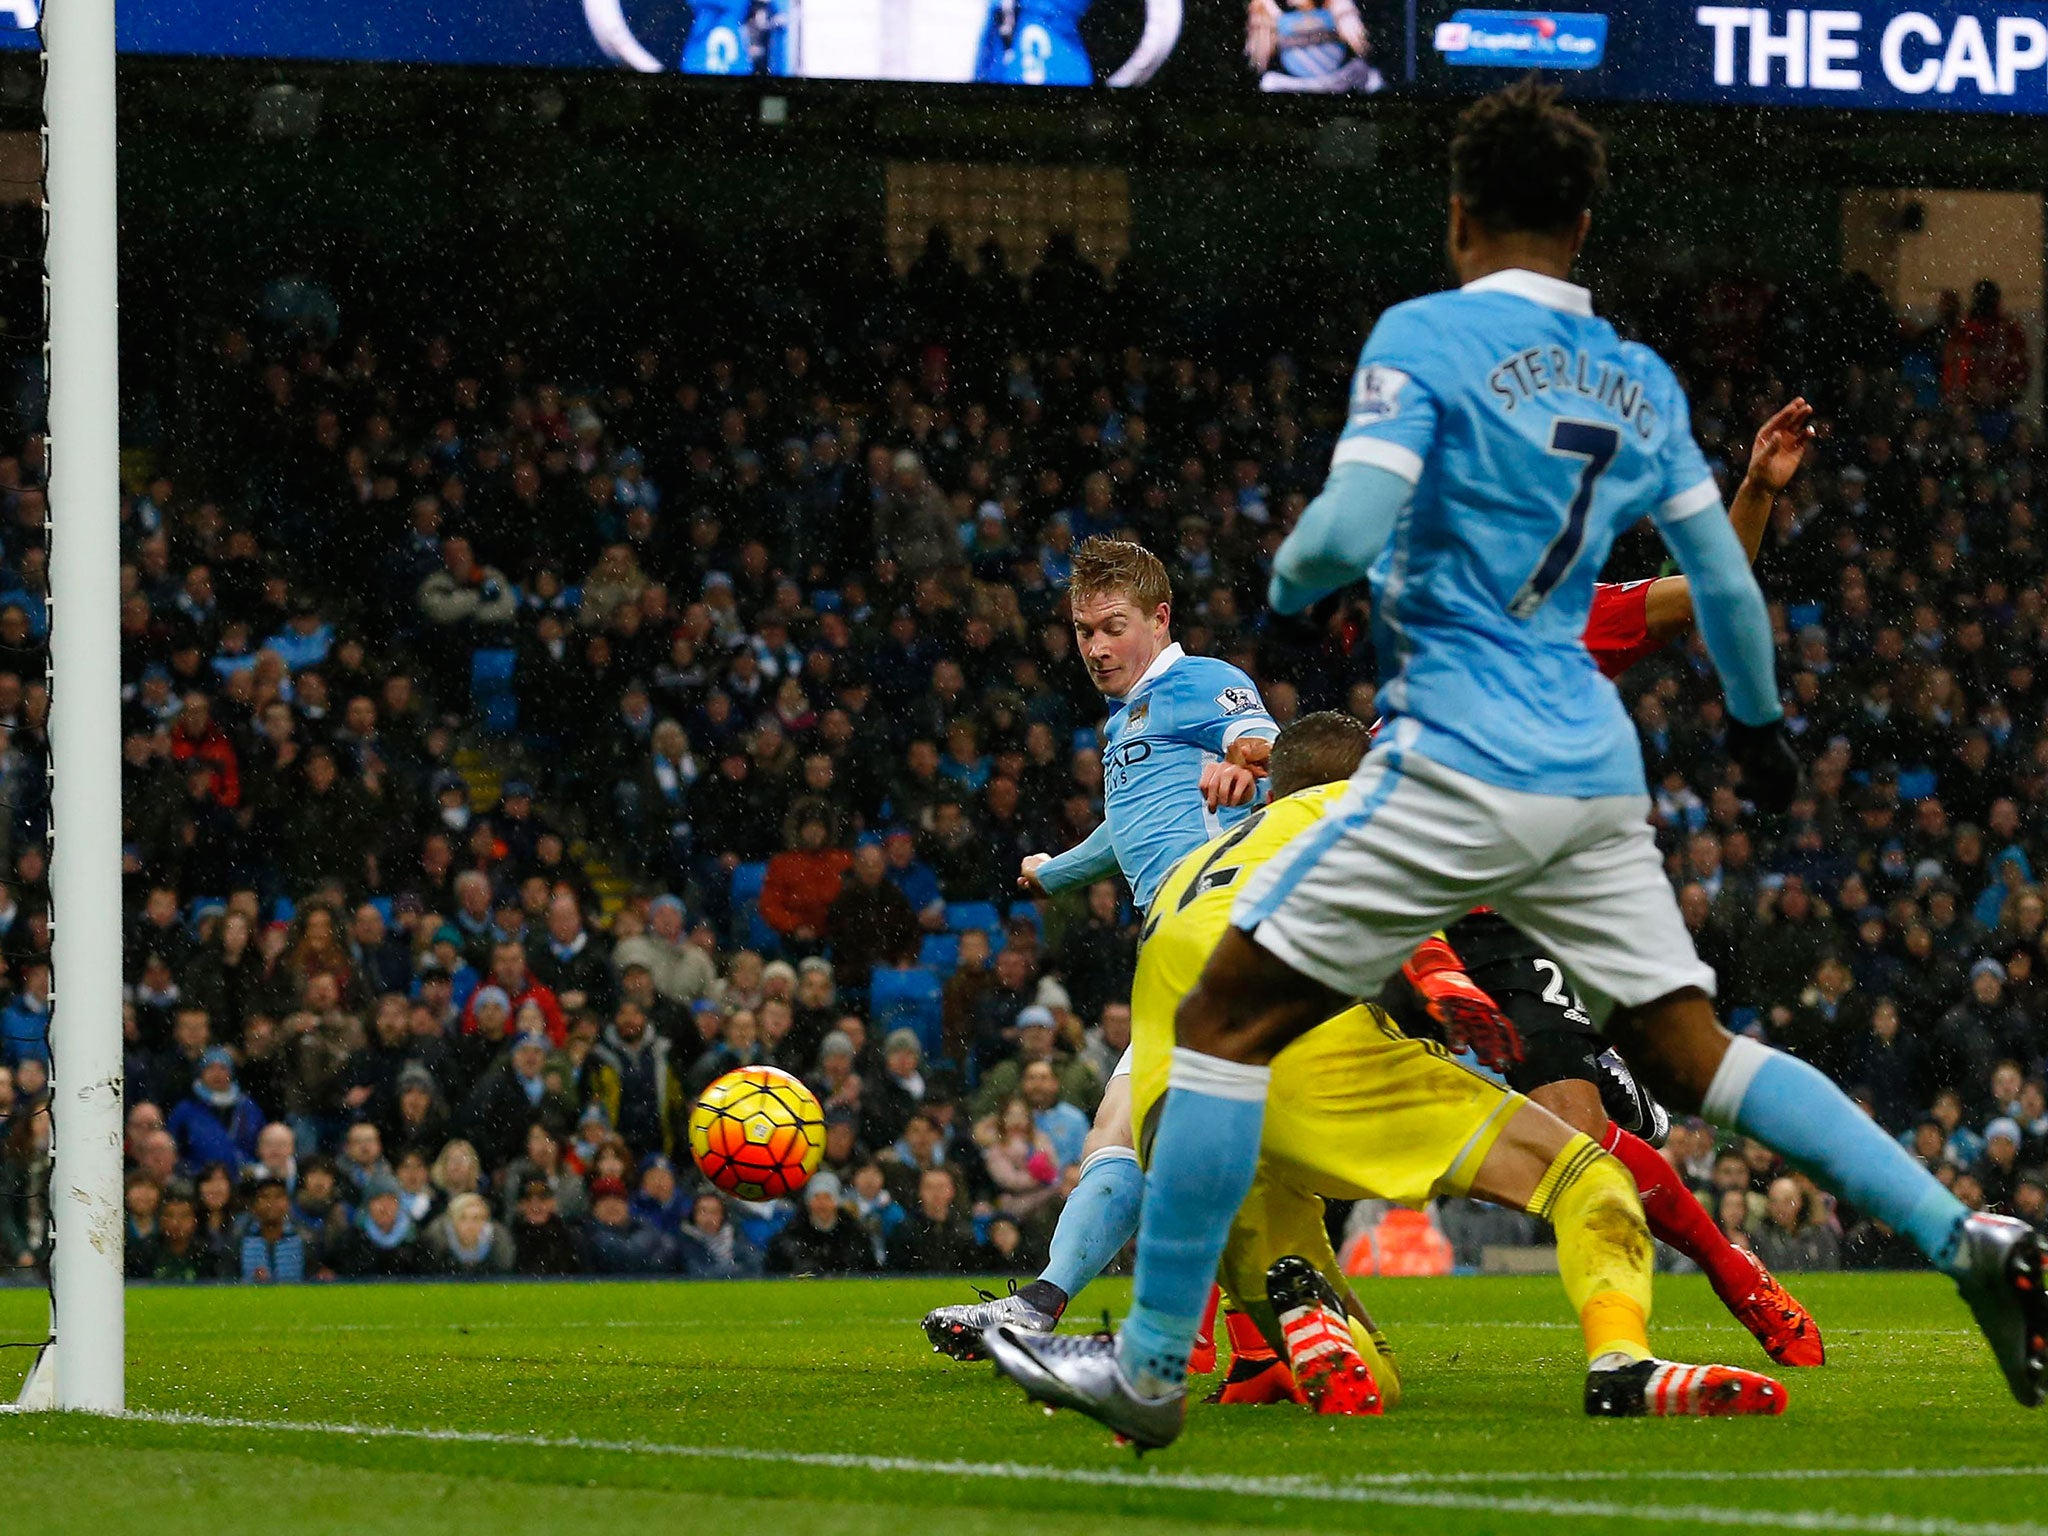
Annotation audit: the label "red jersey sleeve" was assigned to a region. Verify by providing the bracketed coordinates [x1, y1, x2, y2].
[1583, 579, 1661, 679]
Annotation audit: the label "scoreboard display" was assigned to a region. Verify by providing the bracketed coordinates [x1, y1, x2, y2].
[5, 0, 2048, 106]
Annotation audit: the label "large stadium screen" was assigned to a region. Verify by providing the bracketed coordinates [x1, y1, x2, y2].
[0, 0, 1400, 92]
[5, 0, 2047, 105]
[566, 0, 1408, 90]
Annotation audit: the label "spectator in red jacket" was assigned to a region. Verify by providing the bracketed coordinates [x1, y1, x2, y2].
[1944, 279, 2030, 406]
[460, 939, 567, 1045]
[760, 804, 852, 958]
[168, 691, 240, 808]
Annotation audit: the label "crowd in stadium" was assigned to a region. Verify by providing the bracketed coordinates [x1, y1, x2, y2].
[1, 228, 2046, 1282]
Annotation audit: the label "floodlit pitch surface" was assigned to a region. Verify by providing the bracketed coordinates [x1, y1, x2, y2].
[1, 1273, 2042, 1535]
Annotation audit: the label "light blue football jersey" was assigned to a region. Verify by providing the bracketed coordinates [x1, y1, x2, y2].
[1044, 644, 1277, 912]
[1333, 268, 1721, 799]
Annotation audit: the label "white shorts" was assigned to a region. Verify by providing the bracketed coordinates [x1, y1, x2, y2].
[1232, 732, 1715, 1023]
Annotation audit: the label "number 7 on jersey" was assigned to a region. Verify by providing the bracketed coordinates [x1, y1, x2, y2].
[1509, 418, 1621, 619]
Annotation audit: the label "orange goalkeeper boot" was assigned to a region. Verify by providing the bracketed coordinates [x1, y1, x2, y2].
[1207, 1311, 1307, 1406]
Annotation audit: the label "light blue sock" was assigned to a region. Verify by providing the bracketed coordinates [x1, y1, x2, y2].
[1705, 1036, 1968, 1268]
[1039, 1146, 1143, 1301]
[1118, 1048, 1269, 1396]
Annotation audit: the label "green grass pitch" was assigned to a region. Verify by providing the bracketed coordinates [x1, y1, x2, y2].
[0, 1272, 2042, 1536]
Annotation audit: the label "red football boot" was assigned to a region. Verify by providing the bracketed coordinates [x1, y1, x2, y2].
[1719, 1250, 1826, 1367]
[1585, 1358, 1787, 1417]
[1267, 1256, 1382, 1417]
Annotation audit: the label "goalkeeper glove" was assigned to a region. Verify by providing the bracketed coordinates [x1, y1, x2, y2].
[1728, 715, 1800, 815]
[1402, 935, 1522, 1072]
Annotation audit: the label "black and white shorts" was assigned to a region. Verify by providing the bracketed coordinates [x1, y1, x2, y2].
[1383, 909, 1671, 1146]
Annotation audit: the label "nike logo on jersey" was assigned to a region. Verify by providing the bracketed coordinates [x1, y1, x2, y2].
[1486, 347, 1660, 441]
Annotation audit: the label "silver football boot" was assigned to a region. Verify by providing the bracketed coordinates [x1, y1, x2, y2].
[985, 1325, 1187, 1450]
[921, 1285, 1058, 1362]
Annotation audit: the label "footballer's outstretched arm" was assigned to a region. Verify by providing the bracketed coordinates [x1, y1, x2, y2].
[1268, 462, 1411, 614]
[1108, 0, 1185, 85]
[1641, 398, 1813, 643]
[1025, 818, 1118, 895]
[1657, 502, 1780, 726]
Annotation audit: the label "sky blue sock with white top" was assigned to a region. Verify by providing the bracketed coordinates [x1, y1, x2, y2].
[1039, 1145, 1143, 1301]
[1117, 1048, 1269, 1398]
[1704, 1036, 1968, 1268]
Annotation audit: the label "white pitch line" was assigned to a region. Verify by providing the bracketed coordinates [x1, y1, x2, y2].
[96, 1410, 2048, 1536]
[1389, 1466, 2048, 1487]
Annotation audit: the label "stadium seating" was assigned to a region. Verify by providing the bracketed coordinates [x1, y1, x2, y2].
[868, 963, 946, 1061]
[470, 648, 519, 736]
[944, 902, 1003, 944]
[728, 861, 778, 954]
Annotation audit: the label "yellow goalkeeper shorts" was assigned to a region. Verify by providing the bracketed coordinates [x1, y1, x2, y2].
[1130, 1000, 1525, 1207]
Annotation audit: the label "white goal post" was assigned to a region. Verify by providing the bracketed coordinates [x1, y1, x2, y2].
[13, 0, 127, 1414]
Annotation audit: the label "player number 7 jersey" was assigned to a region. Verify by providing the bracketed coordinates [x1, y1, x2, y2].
[1332, 268, 1722, 801]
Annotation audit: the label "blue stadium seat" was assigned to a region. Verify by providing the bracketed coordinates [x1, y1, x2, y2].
[869, 963, 945, 1060]
[1786, 602, 1827, 634]
[945, 901, 1002, 941]
[470, 647, 518, 736]
[471, 647, 517, 686]
[1896, 766, 1938, 802]
[1071, 727, 1099, 755]
[729, 861, 768, 905]
[729, 861, 775, 953]
[368, 896, 395, 928]
[918, 932, 961, 973]
[1004, 903, 1045, 942]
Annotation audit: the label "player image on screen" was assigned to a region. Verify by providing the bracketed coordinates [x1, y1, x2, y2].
[973, 0, 1094, 83]
[583, 0, 1183, 82]
[1245, 0, 1381, 93]
[679, 0, 797, 75]
[972, 0, 1180, 84]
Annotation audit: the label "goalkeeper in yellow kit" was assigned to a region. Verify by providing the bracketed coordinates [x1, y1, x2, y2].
[1112, 711, 1787, 1421]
